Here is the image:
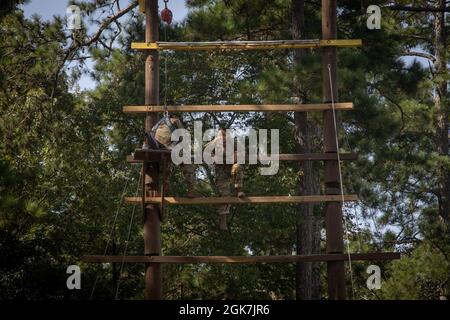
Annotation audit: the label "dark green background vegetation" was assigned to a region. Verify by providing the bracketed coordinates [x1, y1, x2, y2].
[0, 0, 448, 299]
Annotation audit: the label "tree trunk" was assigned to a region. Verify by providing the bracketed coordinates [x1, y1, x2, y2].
[434, 0, 449, 226]
[292, 0, 321, 300]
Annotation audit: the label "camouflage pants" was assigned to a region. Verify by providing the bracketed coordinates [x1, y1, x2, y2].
[215, 163, 243, 230]
[158, 139, 196, 194]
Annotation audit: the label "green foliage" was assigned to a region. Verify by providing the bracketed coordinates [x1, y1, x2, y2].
[380, 244, 449, 300]
[0, 0, 448, 300]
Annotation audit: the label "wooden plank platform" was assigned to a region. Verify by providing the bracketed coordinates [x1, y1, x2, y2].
[128, 151, 358, 163]
[123, 103, 353, 114]
[131, 39, 362, 51]
[129, 149, 171, 162]
[82, 252, 400, 264]
[264, 153, 358, 161]
[125, 195, 358, 205]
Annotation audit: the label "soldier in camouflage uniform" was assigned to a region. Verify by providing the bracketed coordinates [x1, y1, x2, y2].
[145, 113, 198, 197]
[207, 128, 245, 231]
[147, 119, 244, 223]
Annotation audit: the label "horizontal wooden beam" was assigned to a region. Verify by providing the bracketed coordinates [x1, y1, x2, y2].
[131, 39, 362, 51]
[123, 103, 353, 113]
[270, 153, 358, 161]
[82, 252, 400, 264]
[128, 151, 358, 163]
[133, 149, 172, 155]
[125, 195, 358, 205]
[127, 149, 171, 162]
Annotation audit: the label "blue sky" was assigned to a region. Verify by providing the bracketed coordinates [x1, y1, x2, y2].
[23, 0, 188, 22]
[22, 0, 188, 90]
[20, 1, 425, 91]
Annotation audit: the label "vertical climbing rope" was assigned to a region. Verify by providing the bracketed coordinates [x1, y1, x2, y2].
[162, 0, 171, 118]
[89, 175, 131, 300]
[114, 170, 142, 300]
[342, 132, 364, 253]
[327, 64, 356, 299]
[163, 25, 169, 116]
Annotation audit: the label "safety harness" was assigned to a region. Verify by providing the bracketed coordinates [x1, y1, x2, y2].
[144, 115, 178, 150]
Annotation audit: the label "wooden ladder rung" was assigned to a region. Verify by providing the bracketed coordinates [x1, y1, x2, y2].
[82, 253, 400, 264]
[123, 103, 353, 113]
[131, 39, 362, 51]
[128, 151, 358, 163]
[125, 195, 358, 205]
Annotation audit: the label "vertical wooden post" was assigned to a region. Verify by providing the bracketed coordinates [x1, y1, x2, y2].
[143, 0, 162, 300]
[322, 0, 346, 300]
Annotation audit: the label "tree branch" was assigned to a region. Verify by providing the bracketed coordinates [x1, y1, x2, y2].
[49, 1, 138, 107]
[369, 83, 406, 134]
[66, 0, 138, 54]
[401, 51, 436, 62]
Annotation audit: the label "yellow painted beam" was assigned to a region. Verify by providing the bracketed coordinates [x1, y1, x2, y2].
[125, 195, 358, 205]
[123, 103, 354, 113]
[138, 0, 145, 13]
[131, 39, 362, 51]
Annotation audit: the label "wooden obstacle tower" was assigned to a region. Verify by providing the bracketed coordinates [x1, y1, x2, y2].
[83, 0, 400, 300]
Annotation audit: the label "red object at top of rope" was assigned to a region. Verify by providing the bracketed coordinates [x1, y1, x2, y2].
[161, 0, 173, 25]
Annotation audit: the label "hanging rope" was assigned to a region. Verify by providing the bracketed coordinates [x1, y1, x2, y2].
[163, 24, 169, 117]
[342, 132, 364, 253]
[114, 169, 142, 300]
[327, 64, 356, 299]
[144, 1, 171, 142]
[89, 175, 131, 300]
[161, 0, 172, 117]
